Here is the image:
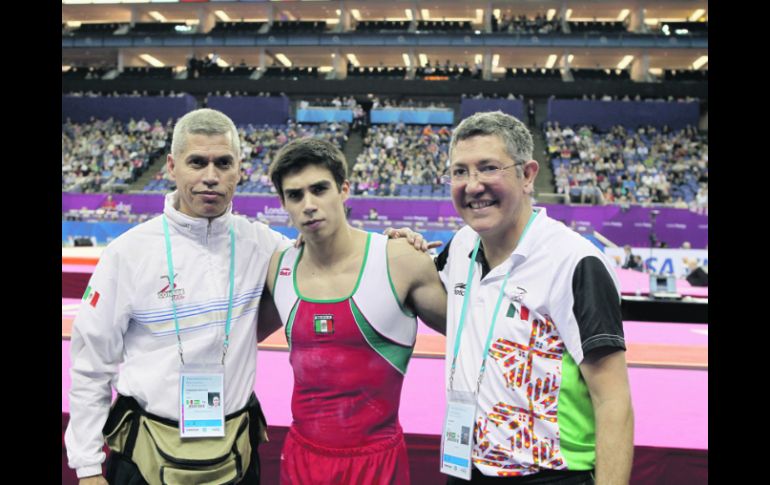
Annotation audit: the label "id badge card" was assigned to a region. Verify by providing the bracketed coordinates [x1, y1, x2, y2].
[179, 363, 225, 438]
[440, 389, 477, 480]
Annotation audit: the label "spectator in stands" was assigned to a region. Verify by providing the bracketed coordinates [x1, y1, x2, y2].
[580, 180, 602, 204]
[671, 196, 687, 209]
[694, 185, 708, 213]
[352, 104, 366, 132]
[100, 194, 117, 211]
[620, 245, 642, 270]
[527, 99, 536, 127]
[602, 187, 615, 205]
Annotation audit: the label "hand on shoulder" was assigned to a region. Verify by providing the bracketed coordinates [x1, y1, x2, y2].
[387, 238, 436, 275]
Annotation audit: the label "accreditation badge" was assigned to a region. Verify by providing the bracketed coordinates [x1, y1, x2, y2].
[179, 363, 225, 438]
[440, 389, 477, 480]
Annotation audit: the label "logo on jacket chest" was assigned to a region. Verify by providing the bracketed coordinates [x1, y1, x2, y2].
[158, 273, 186, 301]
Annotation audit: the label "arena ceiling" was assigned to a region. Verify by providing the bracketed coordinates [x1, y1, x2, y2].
[63, 0, 708, 71]
[63, 0, 708, 24]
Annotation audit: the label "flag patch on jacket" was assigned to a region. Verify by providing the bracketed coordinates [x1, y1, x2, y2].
[83, 286, 100, 308]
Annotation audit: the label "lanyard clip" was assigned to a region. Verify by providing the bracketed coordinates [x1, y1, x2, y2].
[475, 369, 485, 395]
[221, 339, 230, 365]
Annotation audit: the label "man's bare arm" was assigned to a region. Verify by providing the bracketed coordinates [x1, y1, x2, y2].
[257, 289, 282, 342]
[258, 251, 284, 342]
[388, 239, 447, 335]
[580, 348, 634, 485]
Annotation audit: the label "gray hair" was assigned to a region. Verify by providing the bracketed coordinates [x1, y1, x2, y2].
[449, 111, 534, 169]
[171, 108, 240, 160]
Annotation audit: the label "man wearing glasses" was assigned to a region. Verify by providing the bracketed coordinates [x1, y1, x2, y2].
[434, 111, 634, 484]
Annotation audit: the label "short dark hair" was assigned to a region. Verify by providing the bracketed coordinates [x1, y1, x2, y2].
[450, 110, 533, 166]
[270, 137, 348, 200]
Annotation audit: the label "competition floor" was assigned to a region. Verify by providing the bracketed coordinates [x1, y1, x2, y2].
[62, 250, 707, 484]
[62, 307, 708, 445]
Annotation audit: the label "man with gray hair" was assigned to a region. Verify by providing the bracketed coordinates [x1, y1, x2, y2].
[65, 108, 292, 484]
[434, 111, 634, 484]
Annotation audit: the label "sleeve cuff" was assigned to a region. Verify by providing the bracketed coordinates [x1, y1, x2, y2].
[76, 464, 104, 479]
[582, 335, 626, 356]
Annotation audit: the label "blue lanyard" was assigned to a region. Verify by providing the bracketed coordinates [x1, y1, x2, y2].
[162, 214, 236, 365]
[449, 210, 538, 393]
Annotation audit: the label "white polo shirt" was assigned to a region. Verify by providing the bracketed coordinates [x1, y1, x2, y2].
[436, 207, 625, 477]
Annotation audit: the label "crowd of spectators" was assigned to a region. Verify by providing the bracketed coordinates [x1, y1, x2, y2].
[297, 97, 366, 131]
[61, 111, 707, 211]
[551, 94, 701, 103]
[65, 91, 328, 109]
[299, 96, 448, 110]
[188, 53, 272, 79]
[204, 91, 279, 102]
[415, 60, 481, 79]
[300, 96, 359, 108]
[545, 122, 708, 212]
[62, 117, 170, 193]
[65, 90, 188, 98]
[349, 123, 451, 197]
[462, 92, 524, 100]
[371, 97, 449, 109]
[493, 13, 562, 34]
[144, 121, 350, 194]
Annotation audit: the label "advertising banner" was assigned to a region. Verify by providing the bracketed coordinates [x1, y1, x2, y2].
[604, 247, 708, 277]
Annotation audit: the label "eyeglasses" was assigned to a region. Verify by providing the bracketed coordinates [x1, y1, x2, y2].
[440, 162, 523, 185]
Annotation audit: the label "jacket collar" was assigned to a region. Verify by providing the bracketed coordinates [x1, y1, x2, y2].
[469, 207, 546, 277]
[162, 191, 233, 238]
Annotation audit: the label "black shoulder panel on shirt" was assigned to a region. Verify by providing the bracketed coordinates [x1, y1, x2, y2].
[572, 256, 626, 355]
[435, 236, 453, 272]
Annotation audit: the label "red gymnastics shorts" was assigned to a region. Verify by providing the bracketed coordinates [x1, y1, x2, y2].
[280, 426, 410, 484]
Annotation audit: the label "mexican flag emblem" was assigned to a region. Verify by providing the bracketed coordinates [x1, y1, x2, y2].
[506, 302, 517, 318]
[83, 285, 100, 308]
[313, 314, 334, 335]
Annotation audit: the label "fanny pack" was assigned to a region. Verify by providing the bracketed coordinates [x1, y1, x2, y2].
[103, 393, 267, 485]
